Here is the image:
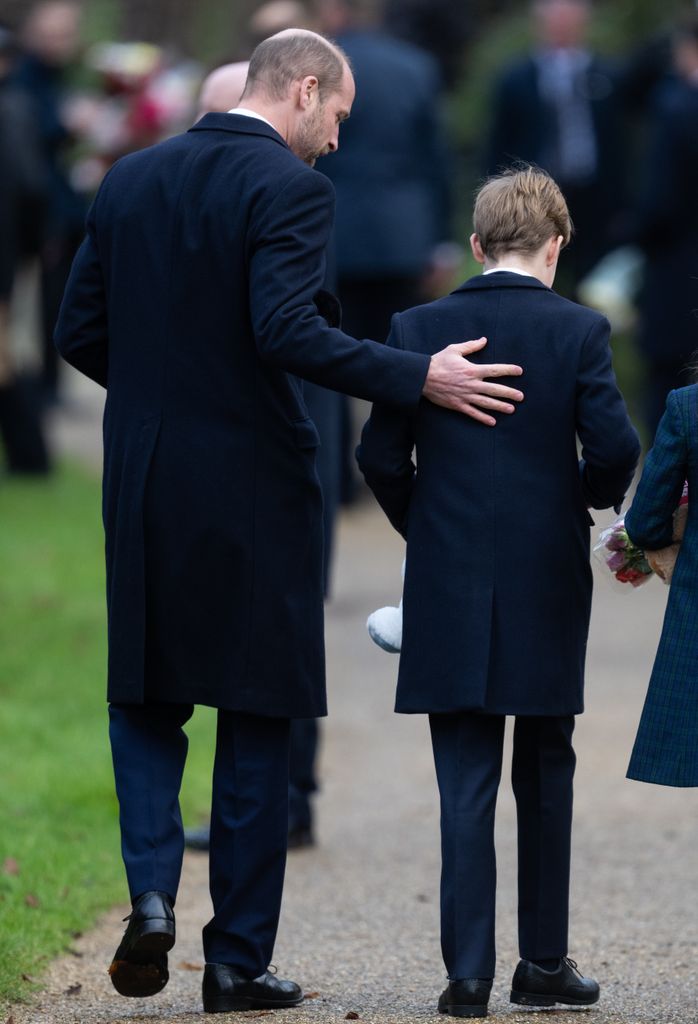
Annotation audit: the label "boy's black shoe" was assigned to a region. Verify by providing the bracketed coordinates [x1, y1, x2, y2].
[510, 957, 600, 1007]
[203, 964, 303, 1013]
[438, 978, 492, 1018]
[109, 890, 175, 997]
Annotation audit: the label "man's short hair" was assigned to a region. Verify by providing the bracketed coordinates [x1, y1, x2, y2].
[242, 28, 349, 102]
[473, 166, 572, 261]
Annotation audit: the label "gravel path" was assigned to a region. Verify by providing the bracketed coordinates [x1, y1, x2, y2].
[14, 375, 698, 1023]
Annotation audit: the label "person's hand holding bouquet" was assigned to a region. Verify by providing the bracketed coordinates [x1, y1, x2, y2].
[644, 482, 689, 583]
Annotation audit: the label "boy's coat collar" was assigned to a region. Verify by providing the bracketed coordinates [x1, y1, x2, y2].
[453, 272, 552, 294]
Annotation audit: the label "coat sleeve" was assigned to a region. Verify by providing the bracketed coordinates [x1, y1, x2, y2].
[575, 316, 640, 509]
[625, 390, 687, 550]
[249, 169, 429, 408]
[53, 200, 108, 388]
[355, 316, 416, 538]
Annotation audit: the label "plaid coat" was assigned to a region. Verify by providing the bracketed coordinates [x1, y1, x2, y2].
[625, 385, 698, 786]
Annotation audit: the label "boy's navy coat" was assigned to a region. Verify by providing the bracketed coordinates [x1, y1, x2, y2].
[54, 113, 429, 717]
[357, 272, 640, 716]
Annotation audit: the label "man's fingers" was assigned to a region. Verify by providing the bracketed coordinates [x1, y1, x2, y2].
[462, 404, 496, 427]
[450, 337, 488, 356]
[471, 380, 524, 402]
[466, 395, 517, 415]
[472, 361, 524, 379]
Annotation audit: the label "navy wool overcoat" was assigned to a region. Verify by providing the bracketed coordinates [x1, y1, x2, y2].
[54, 113, 429, 717]
[626, 386, 698, 786]
[357, 273, 640, 716]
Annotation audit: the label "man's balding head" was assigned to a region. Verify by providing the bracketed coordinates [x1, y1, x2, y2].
[241, 28, 350, 103]
[198, 61, 249, 116]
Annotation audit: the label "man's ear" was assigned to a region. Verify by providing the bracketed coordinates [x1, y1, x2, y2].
[299, 75, 320, 109]
[470, 233, 486, 265]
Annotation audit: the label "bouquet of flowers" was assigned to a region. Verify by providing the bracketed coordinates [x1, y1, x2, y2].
[593, 516, 653, 589]
[594, 483, 689, 589]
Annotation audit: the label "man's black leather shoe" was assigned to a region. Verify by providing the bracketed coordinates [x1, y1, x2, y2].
[109, 890, 175, 997]
[510, 957, 600, 1007]
[438, 978, 492, 1018]
[202, 964, 303, 1013]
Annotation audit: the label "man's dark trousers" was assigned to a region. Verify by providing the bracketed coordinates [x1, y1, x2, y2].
[429, 712, 576, 979]
[109, 702, 290, 974]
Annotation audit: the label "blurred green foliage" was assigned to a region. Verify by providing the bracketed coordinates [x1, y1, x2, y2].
[0, 464, 215, 1007]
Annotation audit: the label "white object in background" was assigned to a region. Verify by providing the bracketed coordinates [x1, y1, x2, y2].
[577, 246, 645, 333]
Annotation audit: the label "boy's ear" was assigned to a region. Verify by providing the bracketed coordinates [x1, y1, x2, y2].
[545, 234, 564, 267]
[470, 233, 486, 265]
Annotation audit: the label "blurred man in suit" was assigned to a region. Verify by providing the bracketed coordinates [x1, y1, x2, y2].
[0, 23, 50, 475]
[55, 28, 523, 1014]
[14, 1, 84, 404]
[486, 0, 626, 294]
[318, 0, 457, 339]
[633, 15, 698, 435]
[317, 0, 460, 501]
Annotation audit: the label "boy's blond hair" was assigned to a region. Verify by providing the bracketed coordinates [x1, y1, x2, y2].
[473, 166, 572, 261]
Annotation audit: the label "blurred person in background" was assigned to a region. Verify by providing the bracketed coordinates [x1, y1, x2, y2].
[247, 0, 316, 46]
[317, 0, 460, 502]
[486, 0, 626, 296]
[0, 23, 51, 475]
[632, 14, 698, 437]
[13, 0, 85, 405]
[383, 0, 472, 92]
[197, 60, 249, 120]
[317, 0, 458, 338]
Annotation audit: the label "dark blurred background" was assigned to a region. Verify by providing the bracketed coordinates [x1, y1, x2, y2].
[0, 0, 696, 483]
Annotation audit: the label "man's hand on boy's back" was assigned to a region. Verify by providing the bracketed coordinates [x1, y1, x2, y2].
[423, 336, 524, 427]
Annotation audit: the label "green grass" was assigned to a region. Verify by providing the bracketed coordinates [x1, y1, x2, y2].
[0, 463, 215, 1008]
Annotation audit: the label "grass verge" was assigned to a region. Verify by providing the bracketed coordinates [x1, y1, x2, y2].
[0, 463, 215, 1008]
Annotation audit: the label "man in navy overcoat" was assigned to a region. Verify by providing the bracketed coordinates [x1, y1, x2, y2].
[358, 167, 640, 1017]
[54, 28, 525, 1014]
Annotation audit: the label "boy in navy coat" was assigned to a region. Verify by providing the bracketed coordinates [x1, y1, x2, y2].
[358, 167, 640, 1017]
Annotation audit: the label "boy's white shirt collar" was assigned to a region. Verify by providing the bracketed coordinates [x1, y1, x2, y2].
[227, 107, 280, 134]
[483, 266, 534, 277]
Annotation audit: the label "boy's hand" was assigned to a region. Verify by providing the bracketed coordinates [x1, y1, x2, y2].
[423, 337, 524, 426]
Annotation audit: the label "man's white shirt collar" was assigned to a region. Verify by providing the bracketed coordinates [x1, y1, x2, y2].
[227, 107, 280, 135]
[483, 267, 534, 277]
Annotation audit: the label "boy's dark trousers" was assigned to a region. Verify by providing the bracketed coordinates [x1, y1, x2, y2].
[429, 712, 576, 979]
[109, 701, 290, 975]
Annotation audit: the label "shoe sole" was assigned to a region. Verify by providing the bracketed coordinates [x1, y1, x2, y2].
[438, 1005, 488, 1018]
[203, 994, 304, 1013]
[510, 989, 599, 1007]
[110, 920, 175, 997]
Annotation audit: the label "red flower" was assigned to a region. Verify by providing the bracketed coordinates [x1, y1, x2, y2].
[616, 567, 645, 584]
